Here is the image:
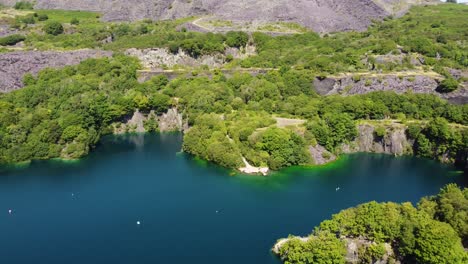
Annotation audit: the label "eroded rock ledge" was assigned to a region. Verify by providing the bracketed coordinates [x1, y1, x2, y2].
[273, 236, 399, 264]
[113, 108, 188, 134]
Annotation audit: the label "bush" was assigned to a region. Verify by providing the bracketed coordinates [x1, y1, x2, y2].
[0, 34, 25, 46]
[225, 31, 249, 48]
[37, 14, 49, 21]
[70, 18, 80, 25]
[43, 21, 64, 36]
[437, 77, 459, 93]
[14, 1, 33, 10]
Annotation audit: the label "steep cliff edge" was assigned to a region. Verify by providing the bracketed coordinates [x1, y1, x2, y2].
[346, 124, 412, 156]
[113, 108, 187, 134]
[0, 0, 437, 33]
[309, 123, 413, 166]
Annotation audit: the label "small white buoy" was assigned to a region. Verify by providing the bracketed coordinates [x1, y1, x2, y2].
[216, 210, 219, 214]
[336, 187, 340, 191]
[136, 221, 141, 225]
[8, 209, 12, 215]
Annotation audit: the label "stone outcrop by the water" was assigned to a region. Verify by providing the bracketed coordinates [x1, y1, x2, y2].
[159, 108, 187, 132]
[309, 144, 337, 165]
[113, 108, 187, 134]
[273, 236, 399, 264]
[342, 123, 412, 156]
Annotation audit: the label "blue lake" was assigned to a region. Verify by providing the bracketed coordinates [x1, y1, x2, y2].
[0, 133, 465, 264]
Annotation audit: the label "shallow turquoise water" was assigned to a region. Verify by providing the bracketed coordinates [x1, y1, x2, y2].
[0, 133, 465, 264]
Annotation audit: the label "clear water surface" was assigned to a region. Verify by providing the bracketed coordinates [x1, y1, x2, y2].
[0, 133, 465, 264]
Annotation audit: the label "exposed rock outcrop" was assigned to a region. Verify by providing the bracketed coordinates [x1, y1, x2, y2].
[113, 108, 187, 134]
[309, 144, 337, 165]
[344, 237, 399, 264]
[0, 25, 18, 37]
[0, 0, 437, 33]
[0, 49, 112, 92]
[126, 45, 255, 70]
[273, 236, 399, 264]
[313, 74, 468, 104]
[342, 124, 412, 156]
[159, 108, 187, 132]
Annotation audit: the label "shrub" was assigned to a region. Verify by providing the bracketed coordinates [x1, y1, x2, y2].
[437, 77, 459, 93]
[37, 14, 49, 21]
[43, 21, 64, 36]
[225, 31, 249, 48]
[70, 18, 80, 25]
[0, 34, 25, 46]
[374, 126, 386, 138]
[14, 1, 33, 10]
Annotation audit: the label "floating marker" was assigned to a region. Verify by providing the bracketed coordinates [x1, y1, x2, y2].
[336, 187, 340, 191]
[136, 221, 141, 225]
[8, 209, 12, 214]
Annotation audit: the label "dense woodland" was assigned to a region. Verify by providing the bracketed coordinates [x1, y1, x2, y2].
[278, 184, 468, 264]
[0, 55, 466, 168]
[0, 3, 467, 168]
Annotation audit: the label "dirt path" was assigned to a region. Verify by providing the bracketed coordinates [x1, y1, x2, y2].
[191, 16, 304, 35]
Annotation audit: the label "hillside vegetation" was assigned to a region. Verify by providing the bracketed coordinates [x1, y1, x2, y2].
[0, 3, 466, 169]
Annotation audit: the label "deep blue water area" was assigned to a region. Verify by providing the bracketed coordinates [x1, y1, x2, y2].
[0, 133, 464, 264]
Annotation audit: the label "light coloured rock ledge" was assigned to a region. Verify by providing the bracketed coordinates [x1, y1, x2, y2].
[113, 108, 188, 134]
[272, 236, 309, 255]
[239, 157, 269, 176]
[273, 235, 399, 264]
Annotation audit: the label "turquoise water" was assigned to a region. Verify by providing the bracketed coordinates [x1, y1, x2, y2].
[0, 133, 465, 264]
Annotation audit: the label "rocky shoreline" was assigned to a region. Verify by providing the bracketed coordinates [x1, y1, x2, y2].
[272, 236, 398, 264]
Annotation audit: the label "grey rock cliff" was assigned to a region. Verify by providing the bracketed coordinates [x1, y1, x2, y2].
[114, 108, 187, 133]
[342, 124, 412, 156]
[0, 0, 437, 33]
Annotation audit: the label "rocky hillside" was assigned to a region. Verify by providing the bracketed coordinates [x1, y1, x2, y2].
[0, 0, 437, 32]
[0, 50, 112, 92]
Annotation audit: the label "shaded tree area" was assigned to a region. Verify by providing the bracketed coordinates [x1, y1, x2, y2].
[278, 184, 468, 264]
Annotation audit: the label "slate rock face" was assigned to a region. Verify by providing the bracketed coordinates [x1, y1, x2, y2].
[0, 0, 437, 33]
[0, 49, 112, 92]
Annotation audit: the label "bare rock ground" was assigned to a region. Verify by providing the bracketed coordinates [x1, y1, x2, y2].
[0, 0, 437, 33]
[0, 49, 112, 92]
